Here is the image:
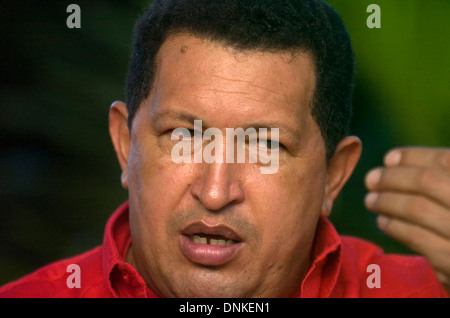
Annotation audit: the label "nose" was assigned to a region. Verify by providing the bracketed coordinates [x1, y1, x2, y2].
[190, 161, 245, 211]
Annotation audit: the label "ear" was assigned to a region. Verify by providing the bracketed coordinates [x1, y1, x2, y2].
[109, 101, 130, 189]
[321, 136, 362, 217]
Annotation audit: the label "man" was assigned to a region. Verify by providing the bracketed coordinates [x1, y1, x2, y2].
[0, 0, 449, 297]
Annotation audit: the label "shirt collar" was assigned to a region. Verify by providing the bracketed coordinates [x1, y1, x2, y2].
[295, 216, 342, 298]
[102, 201, 158, 298]
[102, 202, 342, 298]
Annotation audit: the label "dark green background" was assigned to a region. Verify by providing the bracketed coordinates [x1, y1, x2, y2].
[1, 0, 449, 286]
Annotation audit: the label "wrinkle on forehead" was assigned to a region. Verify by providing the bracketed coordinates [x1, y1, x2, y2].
[209, 74, 288, 100]
[150, 33, 317, 133]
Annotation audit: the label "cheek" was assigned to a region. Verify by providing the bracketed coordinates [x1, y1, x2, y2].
[129, 135, 190, 199]
[253, 161, 327, 249]
[127, 136, 195, 239]
[127, 136, 199, 275]
[262, 159, 326, 208]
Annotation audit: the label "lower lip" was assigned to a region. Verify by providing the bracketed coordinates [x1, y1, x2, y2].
[179, 235, 242, 266]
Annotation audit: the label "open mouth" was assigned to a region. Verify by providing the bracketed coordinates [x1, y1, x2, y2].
[180, 222, 243, 266]
[188, 234, 236, 246]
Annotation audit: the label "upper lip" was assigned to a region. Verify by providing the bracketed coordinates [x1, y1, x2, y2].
[181, 221, 243, 242]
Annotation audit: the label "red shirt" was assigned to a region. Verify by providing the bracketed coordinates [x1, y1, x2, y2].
[0, 201, 447, 298]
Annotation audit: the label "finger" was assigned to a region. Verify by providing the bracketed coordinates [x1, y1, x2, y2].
[365, 191, 450, 240]
[435, 270, 450, 291]
[376, 216, 450, 279]
[384, 147, 450, 173]
[365, 167, 450, 209]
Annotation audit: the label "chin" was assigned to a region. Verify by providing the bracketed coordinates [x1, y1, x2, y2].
[168, 269, 256, 298]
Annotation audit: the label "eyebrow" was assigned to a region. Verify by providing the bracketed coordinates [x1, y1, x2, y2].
[151, 110, 299, 138]
[242, 121, 300, 140]
[151, 110, 199, 125]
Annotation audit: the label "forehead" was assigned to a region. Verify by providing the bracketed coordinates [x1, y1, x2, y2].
[149, 33, 317, 129]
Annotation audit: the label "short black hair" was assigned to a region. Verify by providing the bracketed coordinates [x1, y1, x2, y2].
[126, 0, 355, 158]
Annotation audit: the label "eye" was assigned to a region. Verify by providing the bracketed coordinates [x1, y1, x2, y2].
[169, 128, 196, 140]
[181, 129, 195, 139]
[259, 139, 282, 150]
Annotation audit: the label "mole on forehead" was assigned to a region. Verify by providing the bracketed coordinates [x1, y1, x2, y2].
[180, 46, 188, 53]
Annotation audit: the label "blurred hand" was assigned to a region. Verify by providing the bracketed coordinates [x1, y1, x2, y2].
[364, 147, 450, 295]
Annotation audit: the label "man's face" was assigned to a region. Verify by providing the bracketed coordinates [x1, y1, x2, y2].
[122, 34, 330, 297]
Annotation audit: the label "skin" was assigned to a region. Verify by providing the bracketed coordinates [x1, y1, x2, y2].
[365, 147, 450, 294]
[109, 33, 361, 297]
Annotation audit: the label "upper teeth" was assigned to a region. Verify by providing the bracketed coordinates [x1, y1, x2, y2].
[190, 235, 234, 245]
